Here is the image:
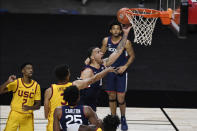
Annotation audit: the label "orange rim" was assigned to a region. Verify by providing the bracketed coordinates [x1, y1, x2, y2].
[126, 8, 161, 18]
[125, 8, 172, 25]
[126, 8, 172, 18]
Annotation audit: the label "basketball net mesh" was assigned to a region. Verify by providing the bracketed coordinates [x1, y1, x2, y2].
[126, 9, 158, 46]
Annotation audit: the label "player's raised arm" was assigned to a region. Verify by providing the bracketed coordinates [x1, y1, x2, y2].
[103, 25, 132, 67]
[0, 75, 16, 94]
[116, 40, 135, 74]
[73, 67, 116, 89]
[101, 37, 108, 54]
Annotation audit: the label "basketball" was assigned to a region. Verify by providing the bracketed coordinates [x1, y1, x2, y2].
[117, 8, 130, 25]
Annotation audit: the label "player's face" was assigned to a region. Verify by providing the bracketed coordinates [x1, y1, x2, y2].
[92, 48, 103, 64]
[22, 64, 33, 78]
[110, 25, 122, 37]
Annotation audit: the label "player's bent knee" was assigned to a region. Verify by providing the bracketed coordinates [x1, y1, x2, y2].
[109, 99, 116, 103]
[109, 94, 116, 99]
[118, 101, 125, 105]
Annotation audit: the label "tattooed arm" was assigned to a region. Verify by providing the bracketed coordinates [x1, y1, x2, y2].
[73, 67, 116, 90]
[103, 25, 132, 67]
[116, 40, 135, 74]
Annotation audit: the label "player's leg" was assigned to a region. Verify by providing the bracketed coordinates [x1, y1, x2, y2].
[117, 92, 126, 116]
[4, 111, 19, 131]
[105, 72, 117, 115]
[19, 113, 34, 131]
[116, 72, 128, 130]
[107, 91, 117, 115]
[80, 87, 99, 111]
[117, 92, 127, 130]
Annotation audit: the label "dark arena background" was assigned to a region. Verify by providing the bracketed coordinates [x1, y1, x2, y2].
[1, 0, 197, 108]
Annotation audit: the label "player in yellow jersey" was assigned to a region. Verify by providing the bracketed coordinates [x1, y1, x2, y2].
[0, 62, 41, 131]
[44, 64, 116, 131]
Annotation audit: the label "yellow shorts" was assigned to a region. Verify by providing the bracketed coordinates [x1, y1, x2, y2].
[46, 119, 53, 131]
[4, 110, 34, 131]
[96, 128, 103, 131]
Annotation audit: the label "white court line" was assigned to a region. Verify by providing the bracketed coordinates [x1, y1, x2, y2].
[1, 106, 197, 131]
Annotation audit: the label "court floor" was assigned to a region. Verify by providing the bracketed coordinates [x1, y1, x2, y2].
[0, 106, 197, 131]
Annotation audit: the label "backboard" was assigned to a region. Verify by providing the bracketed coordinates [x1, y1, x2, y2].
[157, 0, 197, 38]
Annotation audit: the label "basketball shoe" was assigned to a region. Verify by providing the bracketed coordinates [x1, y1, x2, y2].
[121, 116, 128, 130]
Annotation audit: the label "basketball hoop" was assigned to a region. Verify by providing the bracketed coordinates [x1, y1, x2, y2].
[125, 8, 172, 46]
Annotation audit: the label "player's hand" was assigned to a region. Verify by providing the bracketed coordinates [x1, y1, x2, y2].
[106, 67, 118, 74]
[22, 105, 30, 111]
[7, 75, 16, 83]
[84, 57, 90, 65]
[121, 24, 132, 35]
[116, 65, 127, 74]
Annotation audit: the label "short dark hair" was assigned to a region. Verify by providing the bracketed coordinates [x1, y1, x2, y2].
[20, 62, 33, 71]
[63, 86, 79, 106]
[103, 115, 120, 131]
[109, 19, 122, 31]
[54, 64, 69, 81]
[87, 46, 98, 59]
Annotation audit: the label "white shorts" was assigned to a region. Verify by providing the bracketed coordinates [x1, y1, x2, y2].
[67, 123, 81, 131]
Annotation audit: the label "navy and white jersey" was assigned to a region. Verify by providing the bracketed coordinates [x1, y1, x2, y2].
[83, 64, 105, 88]
[106, 36, 128, 67]
[60, 105, 89, 131]
[79, 64, 105, 111]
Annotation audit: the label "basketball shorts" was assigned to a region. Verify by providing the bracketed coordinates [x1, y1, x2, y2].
[4, 110, 34, 131]
[67, 123, 81, 131]
[46, 119, 53, 131]
[79, 87, 101, 111]
[105, 72, 128, 93]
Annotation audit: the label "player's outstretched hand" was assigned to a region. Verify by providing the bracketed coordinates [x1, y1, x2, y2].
[121, 24, 132, 35]
[116, 65, 127, 74]
[8, 75, 16, 83]
[106, 67, 119, 74]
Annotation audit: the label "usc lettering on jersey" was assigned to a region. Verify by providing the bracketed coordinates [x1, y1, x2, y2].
[6, 78, 41, 114]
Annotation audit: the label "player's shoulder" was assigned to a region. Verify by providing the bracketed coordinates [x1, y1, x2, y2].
[16, 77, 21, 82]
[26, 79, 40, 86]
[67, 82, 72, 86]
[45, 86, 52, 95]
[13, 78, 20, 83]
[82, 67, 94, 74]
[45, 86, 52, 91]
[6, 78, 19, 87]
[103, 36, 109, 40]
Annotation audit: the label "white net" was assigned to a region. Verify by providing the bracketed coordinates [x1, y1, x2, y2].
[126, 9, 158, 46]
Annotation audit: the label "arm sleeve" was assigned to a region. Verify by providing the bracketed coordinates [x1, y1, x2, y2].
[35, 84, 41, 100]
[6, 80, 17, 92]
